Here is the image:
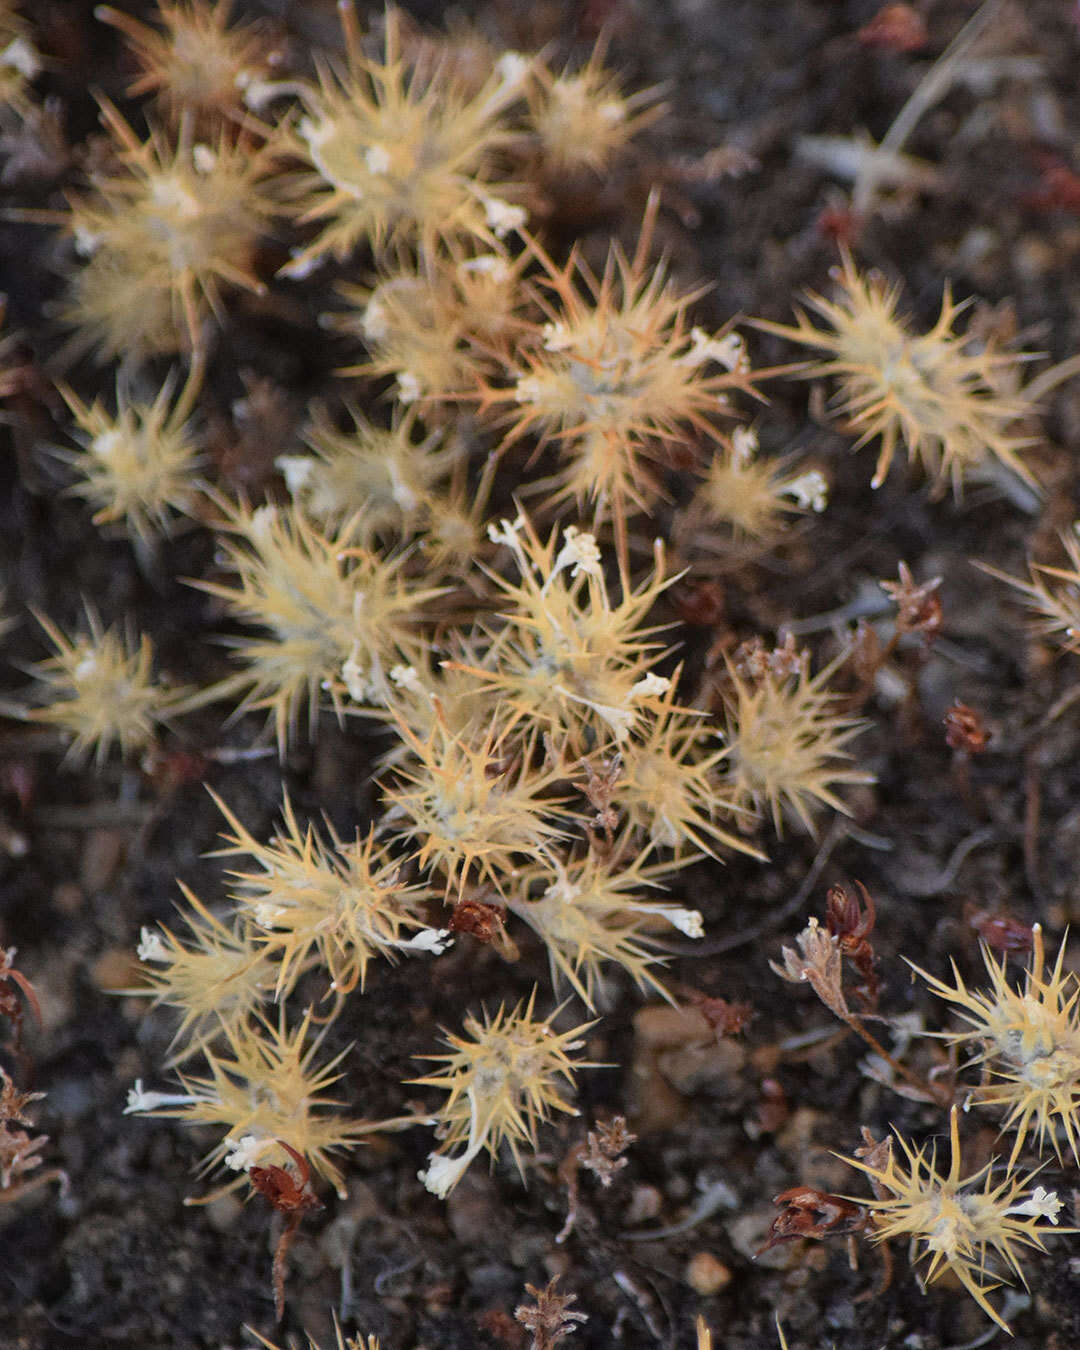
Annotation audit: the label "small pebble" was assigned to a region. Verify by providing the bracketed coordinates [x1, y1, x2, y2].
[685, 1250, 732, 1296]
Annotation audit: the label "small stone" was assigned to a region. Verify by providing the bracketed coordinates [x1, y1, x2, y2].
[685, 1250, 732, 1296]
[204, 1192, 244, 1233]
[90, 947, 138, 993]
[624, 1183, 663, 1226]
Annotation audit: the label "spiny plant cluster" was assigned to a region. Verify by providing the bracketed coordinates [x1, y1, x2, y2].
[770, 891, 1079, 1333]
[0, 0, 1067, 1344]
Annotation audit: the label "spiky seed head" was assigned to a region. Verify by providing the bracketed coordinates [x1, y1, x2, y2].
[125, 1008, 367, 1198]
[526, 41, 665, 175]
[96, 0, 279, 125]
[124, 883, 275, 1063]
[508, 846, 699, 1009]
[210, 790, 444, 999]
[187, 501, 443, 753]
[280, 4, 527, 269]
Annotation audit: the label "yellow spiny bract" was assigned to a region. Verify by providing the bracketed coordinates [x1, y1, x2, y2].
[277, 401, 455, 538]
[412, 992, 596, 1198]
[96, 0, 278, 125]
[913, 925, 1080, 1167]
[686, 425, 827, 544]
[452, 513, 673, 749]
[507, 846, 697, 1010]
[489, 197, 759, 555]
[380, 713, 572, 899]
[842, 1107, 1067, 1333]
[125, 1009, 367, 1198]
[332, 245, 529, 405]
[280, 3, 527, 271]
[756, 250, 1039, 496]
[718, 648, 871, 836]
[125, 883, 275, 1063]
[210, 790, 444, 999]
[525, 40, 665, 175]
[56, 371, 203, 546]
[188, 501, 444, 753]
[981, 528, 1080, 657]
[615, 680, 764, 859]
[62, 101, 280, 359]
[27, 608, 187, 765]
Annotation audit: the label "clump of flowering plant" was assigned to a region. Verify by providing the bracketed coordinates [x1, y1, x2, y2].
[127, 884, 275, 1063]
[211, 790, 449, 999]
[489, 194, 760, 561]
[96, 0, 279, 127]
[718, 640, 871, 836]
[842, 1107, 1069, 1333]
[125, 1010, 367, 1199]
[56, 369, 203, 548]
[62, 101, 280, 359]
[756, 251, 1039, 496]
[913, 924, 1080, 1166]
[189, 501, 443, 753]
[27, 608, 187, 765]
[413, 992, 596, 1198]
[277, 3, 527, 271]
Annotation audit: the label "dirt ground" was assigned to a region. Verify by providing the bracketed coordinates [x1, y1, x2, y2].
[4, 1, 1080, 1348]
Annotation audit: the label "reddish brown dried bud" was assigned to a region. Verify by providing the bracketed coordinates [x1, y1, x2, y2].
[825, 882, 881, 1012]
[691, 993, 755, 1038]
[760, 1186, 866, 1251]
[881, 563, 943, 642]
[969, 908, 1034, 954]
[944, 702, 990, 754]
[449, 898, 507, 944]
[857, 5, 929, 52]
[674, 580, 726, 628]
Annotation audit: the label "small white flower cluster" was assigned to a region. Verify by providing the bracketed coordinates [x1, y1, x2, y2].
[681, 327, 748, 374]
[782, 469, 829, 514]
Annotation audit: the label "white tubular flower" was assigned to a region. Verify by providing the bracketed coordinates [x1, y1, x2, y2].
[551, 525, 603, 582]
[732, 424, 759, 465]
[361, 297, 388, 341]
[192, 145, 217, 174]
[681, 327, 748, 373]
[125, 1080, 197, 1114]
[253, 902, 288, 928]
[542, 321, 573, 352]
[480, 194, 527, 239]
[223, 1134, 266, 1172]
[629, 673, 671, 701]
[1007, 1188, 1064, 1224]
[136, 927, 169, 963]
[276, 455, 315, 497]
[419, 1149, 474, 1199]
[495, 51, 531, 88]
[486, 515, 526, 551]
[625, 902, 704, 938]
[399, 928, 454, 955]
[341, 650, 368, 702]
[389, 664, 425, 696]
